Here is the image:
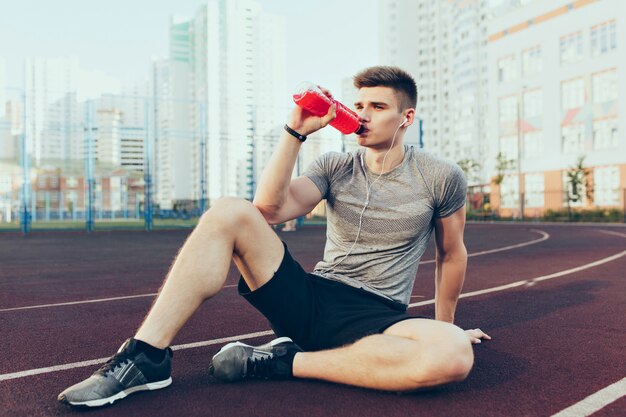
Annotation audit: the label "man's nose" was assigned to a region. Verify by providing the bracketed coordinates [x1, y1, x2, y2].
[358, 109, 370, 122]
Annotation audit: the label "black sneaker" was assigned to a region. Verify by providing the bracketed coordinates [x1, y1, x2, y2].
[57, 338, 173, 407]
[209, 337, 303, 382]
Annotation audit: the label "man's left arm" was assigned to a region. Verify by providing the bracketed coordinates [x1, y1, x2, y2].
[433, 206, 467, 324]
[434, 207, 492, 344]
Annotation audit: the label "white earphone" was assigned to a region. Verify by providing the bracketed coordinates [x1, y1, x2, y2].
[322, 115, 409, 275]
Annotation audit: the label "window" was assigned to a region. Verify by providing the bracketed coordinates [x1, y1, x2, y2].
[561, 78, 585, 110]
[523, 90, 542, 118]
[499, 96, 517, 122]
[562, 124, 585, 153]
[560, 31, 583, 64]
[500, 175, 519, 209]
[591, 21, 616, 56]
[594, 166, 620, 206]
[593, 118, 618, 149]
[592, 70, 617, 103]
[522, 46, 542, 76]
[498, 55, 517, 82]
[523, 131, 543, 158]
[499, 136, 518, 161]
[524, 173, 544, 208]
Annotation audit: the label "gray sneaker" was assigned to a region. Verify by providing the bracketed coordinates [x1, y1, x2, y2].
[58, 338, 172, 407]
[209, 337, 303, 382]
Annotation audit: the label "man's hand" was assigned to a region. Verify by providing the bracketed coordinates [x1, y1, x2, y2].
[464, 328, 491, 344]
[288, 86, 337, 136]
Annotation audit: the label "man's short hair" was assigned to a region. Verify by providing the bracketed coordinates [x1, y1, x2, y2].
[353, 66, 417, 111]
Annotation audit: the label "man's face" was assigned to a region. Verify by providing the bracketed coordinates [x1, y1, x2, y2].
[354, 86, 407, 149]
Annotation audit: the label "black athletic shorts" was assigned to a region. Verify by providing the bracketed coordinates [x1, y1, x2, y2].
[238, 242, 427, 351]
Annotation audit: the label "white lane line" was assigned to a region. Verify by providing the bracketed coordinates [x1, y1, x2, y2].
[0, 293, 159, 312]
[0, 284, 238, 313]
[597, 229, 626, 239]
[2, 245, 623, 383]
[0, 330, 274, 382]
[0, 230, 549, 312]
[420, 228, 549, 264]
[409, 248, 626, 307]
[551, 377, 626, 417]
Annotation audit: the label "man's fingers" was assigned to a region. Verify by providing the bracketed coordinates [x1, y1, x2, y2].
[475, 329, 492, 340]
[321, 103, 337, 126]
[465, 328, 492, 341]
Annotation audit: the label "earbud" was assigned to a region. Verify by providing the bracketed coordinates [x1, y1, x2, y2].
[400, 117, 409, 127]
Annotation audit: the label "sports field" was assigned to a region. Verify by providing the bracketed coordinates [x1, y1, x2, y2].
[1, 223, 625, 416]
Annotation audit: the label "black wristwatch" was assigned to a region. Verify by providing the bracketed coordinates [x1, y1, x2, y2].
[284, 124, 307, 142]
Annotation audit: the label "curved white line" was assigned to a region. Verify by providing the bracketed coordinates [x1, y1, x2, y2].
[0, 230, 550, 313]
[2, 245, 623, 383]
[597, 229, 626, 239]
[409, 248, 626, 307]
[420, 228, 550, 264]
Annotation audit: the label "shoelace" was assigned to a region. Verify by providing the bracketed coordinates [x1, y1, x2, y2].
[96, 353, 133, 376]
[246, 356, 275, 379]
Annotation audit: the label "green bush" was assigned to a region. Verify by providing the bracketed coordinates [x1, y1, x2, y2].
[543, 208, 624, 222]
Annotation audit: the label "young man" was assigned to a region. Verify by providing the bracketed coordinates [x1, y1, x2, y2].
[58, 66, 490, 407]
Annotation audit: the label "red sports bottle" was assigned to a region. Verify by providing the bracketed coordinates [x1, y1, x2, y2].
[292, 82, 365, 135]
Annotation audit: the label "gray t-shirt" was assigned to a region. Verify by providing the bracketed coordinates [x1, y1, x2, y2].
[303, 145, 467, 305]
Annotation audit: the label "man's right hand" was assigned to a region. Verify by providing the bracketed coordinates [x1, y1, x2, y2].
[464, 328, 492, 344]
[287, 86, 337, 136]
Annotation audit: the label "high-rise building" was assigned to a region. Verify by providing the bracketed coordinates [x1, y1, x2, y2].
[378, 0, 494, 174]
[94, 108, 145, 172]
[156, 0, 287, 209]
[487, 0, 625, 216]
[0, 101, 21, 160]
[150, 58, 172, 208]
[24, 57, 81, 164]
[95, 109, 122, 166]
[378, 0, 422, 149]
[0, 57, 6, 118]
[0, 58, 15, 160]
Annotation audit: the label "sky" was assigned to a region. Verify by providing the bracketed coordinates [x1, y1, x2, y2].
[0, 0, 380, 98]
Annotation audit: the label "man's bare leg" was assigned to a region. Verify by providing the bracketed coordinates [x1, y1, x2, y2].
[292, 318, 473, 391]
[134, 197, 285, 349]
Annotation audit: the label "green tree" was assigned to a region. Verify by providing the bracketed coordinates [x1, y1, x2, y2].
[566, 156, 593, 204]
[457, 158, 482, 185]
[493, 152, 515, 185]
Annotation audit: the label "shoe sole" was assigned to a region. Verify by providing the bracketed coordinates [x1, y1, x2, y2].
[61, 377, 172, 407]
[209, 337, 293, 381]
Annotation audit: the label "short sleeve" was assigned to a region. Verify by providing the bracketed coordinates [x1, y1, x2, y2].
[433, 163, 467, 218]
[302, 152, 352, 200]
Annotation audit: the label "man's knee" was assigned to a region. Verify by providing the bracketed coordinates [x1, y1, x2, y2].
[406, 325, 474, 388]
[430, 326, 474, 384]
[199, 197, 263, 232]
[441, 337, 474, 383]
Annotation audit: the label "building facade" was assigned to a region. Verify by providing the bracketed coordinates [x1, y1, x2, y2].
[154, 0, 287, 210]
[487, 0, 625, 216]
[24, 57, 82, 164]
[378, 0, 492, 175]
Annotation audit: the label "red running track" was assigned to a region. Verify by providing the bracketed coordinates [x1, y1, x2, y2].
[0, 223, 625, 417]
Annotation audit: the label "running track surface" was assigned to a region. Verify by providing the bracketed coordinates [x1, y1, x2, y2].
[1, 223, 625, 417]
